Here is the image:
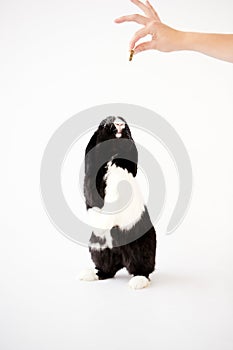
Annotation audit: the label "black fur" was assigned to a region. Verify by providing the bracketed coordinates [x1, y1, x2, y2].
[84, 116, 156, 280]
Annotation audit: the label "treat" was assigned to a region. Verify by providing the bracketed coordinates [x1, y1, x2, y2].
[129, 49, 134, 61]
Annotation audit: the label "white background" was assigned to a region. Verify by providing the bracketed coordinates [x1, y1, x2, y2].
[1, 0, 233, 349]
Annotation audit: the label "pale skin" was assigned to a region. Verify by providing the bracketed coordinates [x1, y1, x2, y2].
[114, 0, 233, 63]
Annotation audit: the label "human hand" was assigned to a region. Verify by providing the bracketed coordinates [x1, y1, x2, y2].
[115, 0, 233, 63]
[114, 0, 184, 54]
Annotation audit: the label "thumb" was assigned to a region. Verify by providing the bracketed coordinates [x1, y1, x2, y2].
[134, 41, 154, 54]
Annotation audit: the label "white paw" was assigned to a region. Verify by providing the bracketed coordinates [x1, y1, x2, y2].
[78, 268, 99, 281]
[128, 276, 150, 289]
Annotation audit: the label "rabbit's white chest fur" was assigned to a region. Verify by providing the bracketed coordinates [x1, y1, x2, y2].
[88, 161, 145, 232]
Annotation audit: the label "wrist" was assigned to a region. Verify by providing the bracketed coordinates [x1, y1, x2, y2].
[178, 31, 204, 52]
[174, 30, 191, 51]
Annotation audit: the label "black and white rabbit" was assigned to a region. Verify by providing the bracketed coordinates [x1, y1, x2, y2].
[79, 116, 156, 289]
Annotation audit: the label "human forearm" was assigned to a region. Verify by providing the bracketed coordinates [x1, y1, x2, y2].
[177, 32, 233, 63]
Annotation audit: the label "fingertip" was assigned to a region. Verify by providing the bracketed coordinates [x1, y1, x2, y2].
[114, 16, 126, 23]
[129, 44, 135, 51]
[132, 46, 140, 55]
[129, 39, 136, 51]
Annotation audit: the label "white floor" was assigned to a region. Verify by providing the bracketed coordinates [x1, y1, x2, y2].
[1, 218, 233, 350]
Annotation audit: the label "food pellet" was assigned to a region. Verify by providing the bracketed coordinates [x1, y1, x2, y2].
[129, 50, 134, 61]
